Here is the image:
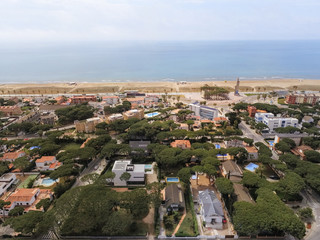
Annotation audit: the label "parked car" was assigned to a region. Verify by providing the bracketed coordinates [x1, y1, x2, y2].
[269, 175, 280, 180]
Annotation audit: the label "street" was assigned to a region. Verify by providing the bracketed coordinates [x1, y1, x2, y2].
[238, 121, 279, 160]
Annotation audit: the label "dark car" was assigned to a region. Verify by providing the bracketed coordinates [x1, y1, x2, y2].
[269, 175, 280, 180]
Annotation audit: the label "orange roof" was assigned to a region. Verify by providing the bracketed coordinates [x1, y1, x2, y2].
[102, 96, 119, 99]
[2, 151, 25, 160]
[49, 161, 62, 170]
[200, 119, 213, 123]
[214, 117, 228, 122]
[256, 110, 267, 113]
[6, 188, 40, 208]
[125, 97, 145, 102]
[36, 156, 55, 163]
[170, 140, 191, 149]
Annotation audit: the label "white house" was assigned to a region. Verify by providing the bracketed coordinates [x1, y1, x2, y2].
[112, 160, 145, 186]
[35, 156, 62, 171]
[0, 173, 17, 196]
[198, 189, 225, 230]
[0, 188, 40, 215]
[102, 96, 119, 105]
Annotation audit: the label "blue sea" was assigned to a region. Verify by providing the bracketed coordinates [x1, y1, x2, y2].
[0, 40, 320, 83]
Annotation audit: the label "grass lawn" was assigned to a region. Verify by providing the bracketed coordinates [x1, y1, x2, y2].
[175, 188, 198, 237]
[63, 143, 81, 151]
[17, 174, 38, 188]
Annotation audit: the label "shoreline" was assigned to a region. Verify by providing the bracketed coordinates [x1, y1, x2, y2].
[1, 78, 320, 95]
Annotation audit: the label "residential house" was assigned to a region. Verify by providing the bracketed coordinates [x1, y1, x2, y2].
[102, 96, 119, 105]
[75, 117, 102, 133]
[0, 173, 17, 196]
[274, 133, 308, 146]
[198, 189, 225, 229]
[224, 139, 245, 148]
[170, 140, 191, 149]
[0, 106, 22, 117]
[291, 145, 313, 160]
[302, 116, 314, 124]
[124, 97, 145, 106]
[221, 160, 243, 182]
[165, 183, 185, 213]
[213, 117, 228, 127]
[40, 113, 56, 125]
[1, 188, 53, 215]
[35, 156, 62, 171]
[178, 123, 189, 130]
[129, 141, 150, 153]
[107, 113, 124, 123]
[123, 109, 144, 120]
[68, 95, 97, 104]
[112, 160, 145, 186]
[145, 95, 159, 103]
[1, 151, 26, 162]
[245, 146, 259, 161]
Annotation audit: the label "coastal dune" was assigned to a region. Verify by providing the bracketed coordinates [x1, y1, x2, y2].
[0, 79, 320, 95]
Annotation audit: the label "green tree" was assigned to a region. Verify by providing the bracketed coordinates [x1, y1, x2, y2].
[255, 122, 268, 132]
[278, 172, 305, 200]
[275, 141, 291, 154]
[242, 171, 260, 188]
[35, 198, 51, 211]
[81, 173, 99, 185]
[120, 172, 131, 182]
[304, 150, 320, 163]
[177, 167, 192, 184]
[8, 206, 24, 217]
[14, 156, 30, 176]
[102, 211, 132, 235]
[215, 177, 234, 196]
[4, 211, 44, 235]
[298, 207, 313, 221]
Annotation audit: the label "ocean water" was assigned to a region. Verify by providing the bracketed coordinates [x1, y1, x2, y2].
[0, 40, 320, 83]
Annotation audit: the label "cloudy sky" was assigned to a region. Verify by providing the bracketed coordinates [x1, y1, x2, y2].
[0, 0, 319, 42]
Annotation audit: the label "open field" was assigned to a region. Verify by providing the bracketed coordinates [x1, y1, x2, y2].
[1, 79, 320, 95]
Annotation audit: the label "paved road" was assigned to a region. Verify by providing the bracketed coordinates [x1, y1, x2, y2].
[300, 189, 320, 240]
[72, 157, 107, 187]
[239, 121, 279, 160]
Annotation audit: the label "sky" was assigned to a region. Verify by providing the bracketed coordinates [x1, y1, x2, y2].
[0, 0, 320, 43]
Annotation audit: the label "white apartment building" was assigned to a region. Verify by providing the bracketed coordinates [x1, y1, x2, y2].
[255, 112, 299, 132]
[189, 102, 219, 120]
[0, 173, 17, 196]
[112, 160, 145, 186]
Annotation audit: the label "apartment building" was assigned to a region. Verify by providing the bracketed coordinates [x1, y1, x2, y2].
[75, 117, 102, 133]
[285, 94, 319, 105]
[189, 102, 218, 120]
[123, 109, 144, 120]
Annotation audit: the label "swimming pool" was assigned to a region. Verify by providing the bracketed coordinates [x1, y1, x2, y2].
[41, 178, 58, 187]
[245, 163, 259, 172]
[215, 144, 221, 149]
[145, 164, 153, 169]
[268, 141, 274, 147]
[166, 177, 180, 183]
[145, 112, 160, 118]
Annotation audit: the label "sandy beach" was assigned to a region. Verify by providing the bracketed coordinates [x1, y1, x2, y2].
[0, 79, 320, 95]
